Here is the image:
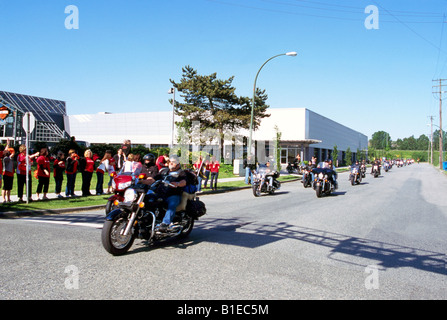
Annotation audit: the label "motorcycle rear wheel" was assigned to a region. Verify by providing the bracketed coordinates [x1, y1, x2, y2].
[102, 217, 135, 255]
[178, 217, 194, 239]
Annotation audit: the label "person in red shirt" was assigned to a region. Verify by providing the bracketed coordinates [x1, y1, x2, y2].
[2, 148, 15, 203]
[209, 156, 220, 191]
[156, 154, 168, 170]
[53, 151, 65, 198]
[65, 149, 79, 197]
[16, 144, 39, 202]
[36, 147, 51, 200]
[81, 149, 95, 196]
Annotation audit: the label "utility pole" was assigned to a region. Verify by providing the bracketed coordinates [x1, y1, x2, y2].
[429, 115, 434, 164]
[433, 79, 447, 169]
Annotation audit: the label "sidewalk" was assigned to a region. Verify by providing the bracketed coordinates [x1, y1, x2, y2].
[0, 173, 301, 218]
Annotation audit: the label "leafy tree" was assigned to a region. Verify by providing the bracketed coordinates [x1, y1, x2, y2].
[345, 147, 352, 166]
[170, 66, 270, 157]
[370, 131, 391, 149]
[332, 145, 338, 167]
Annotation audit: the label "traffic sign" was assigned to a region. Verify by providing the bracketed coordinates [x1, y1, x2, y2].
[22, 112, 36, 133]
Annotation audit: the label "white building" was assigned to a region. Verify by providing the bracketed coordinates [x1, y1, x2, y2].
[67, 108, 368, 165]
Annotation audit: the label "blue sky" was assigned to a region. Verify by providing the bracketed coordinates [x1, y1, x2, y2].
[1, 0, 447, 141]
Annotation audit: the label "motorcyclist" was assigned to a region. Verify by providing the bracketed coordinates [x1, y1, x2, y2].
[371, 159, 381, 175]
[323, 159, 338, 189]
[158, 155, 187, 232]
[138, 153, 159, 186]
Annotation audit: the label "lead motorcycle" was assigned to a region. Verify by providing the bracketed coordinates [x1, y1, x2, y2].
[311, 162, 337, 197]
[101, 171, 206, 256]
[252, 165, 281, 197]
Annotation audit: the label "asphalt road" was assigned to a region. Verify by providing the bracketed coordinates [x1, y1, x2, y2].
[1, 163, 446, 300]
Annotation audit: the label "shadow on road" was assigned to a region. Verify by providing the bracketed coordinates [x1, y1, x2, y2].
[178, 218, 447, 276]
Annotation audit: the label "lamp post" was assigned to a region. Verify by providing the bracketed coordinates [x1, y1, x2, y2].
[168, 87, 175, 148]
[247, 52, 297, 158]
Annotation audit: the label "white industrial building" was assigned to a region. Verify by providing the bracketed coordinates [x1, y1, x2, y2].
[67, 108, 368, 165]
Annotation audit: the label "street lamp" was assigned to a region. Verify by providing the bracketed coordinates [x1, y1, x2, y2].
[168, 87, 175, 148]
[247, 51, 297, 157]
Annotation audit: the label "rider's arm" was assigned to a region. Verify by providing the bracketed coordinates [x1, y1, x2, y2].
[172, 179, 186, 188]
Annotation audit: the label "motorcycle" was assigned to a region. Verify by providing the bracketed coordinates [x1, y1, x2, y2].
[252, 165, 281, 197]
[349, 165, 362, 185]
[301, 165, 312, 188]
[286, 162, 301, 174]
[372, 164, 380, 178]
[101, 171, 206, 256]
[360, 163, 367, 178]
[311, 162, 336, 198]
[383, 161, 390, 172]
[105, 170, 135, 214]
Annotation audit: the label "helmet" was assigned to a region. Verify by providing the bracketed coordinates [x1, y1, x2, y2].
[143, 153, 155, 162]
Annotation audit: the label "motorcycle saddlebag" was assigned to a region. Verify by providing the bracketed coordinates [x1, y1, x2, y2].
[186, 199, 207, 219]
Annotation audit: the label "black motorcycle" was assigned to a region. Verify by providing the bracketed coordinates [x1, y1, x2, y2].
[349, 165, 362, 185]
[311, 162, 336, 197]
[252, 165, 281, 196]
[101, 171, 206, 256]
[286, 162, 301, 174]
[372, 163, 380, 178]
[301, 165, 312, 188]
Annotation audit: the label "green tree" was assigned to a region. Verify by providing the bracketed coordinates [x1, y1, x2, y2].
[345, 147, 352, 166]
[370, 131, 391, 149]
[170, 66, 270, 156]
[332, 145, 338, 167]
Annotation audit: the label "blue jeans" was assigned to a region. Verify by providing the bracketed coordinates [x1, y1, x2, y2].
[96, 172, 104, 195]
[197, 176, 202, 191]
[245, 167, 251, 184]
[65, 173, 76, 196]
[162, 195, 181, 225]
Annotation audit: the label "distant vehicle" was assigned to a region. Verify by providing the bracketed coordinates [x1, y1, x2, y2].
[76, 140, 90, 148]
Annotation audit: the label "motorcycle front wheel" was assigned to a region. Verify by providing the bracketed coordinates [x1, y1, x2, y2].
[252, 184, 261, 197]
[101, 217, 135, 256]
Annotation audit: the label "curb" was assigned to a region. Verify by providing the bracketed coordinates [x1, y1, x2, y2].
[0, 178, 301, 219]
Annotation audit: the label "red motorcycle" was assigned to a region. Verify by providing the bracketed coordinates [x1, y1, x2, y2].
[106, 171, 146, 214]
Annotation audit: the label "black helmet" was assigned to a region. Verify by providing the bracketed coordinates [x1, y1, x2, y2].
[143, 153, 155, 162]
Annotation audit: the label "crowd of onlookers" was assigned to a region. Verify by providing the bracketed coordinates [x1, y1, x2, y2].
[1, 138, 222, 203]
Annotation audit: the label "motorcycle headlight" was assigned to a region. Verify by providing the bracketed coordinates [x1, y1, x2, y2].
[117, 181, 132, 190]
[124, 188, 137, 203]
[318, 173, 324, 179]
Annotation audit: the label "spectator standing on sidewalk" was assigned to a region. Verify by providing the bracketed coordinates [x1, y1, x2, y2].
[209, 156, 220, 191]
[113, 148, 125, 172]
[16, 144, 39, 202]
[80, 149, 95, 196]
[36, 147, 51, 200]
[2, 148, 15, 203]
[193, 156, 204, 192]
[203, 155, 211, 188]
[53, 151, 65, 199]
[96, 150, 113, 195]
[65, 149, 79, 197]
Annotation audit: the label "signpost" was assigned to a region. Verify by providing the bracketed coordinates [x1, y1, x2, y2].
[22, 112, 36, 204]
